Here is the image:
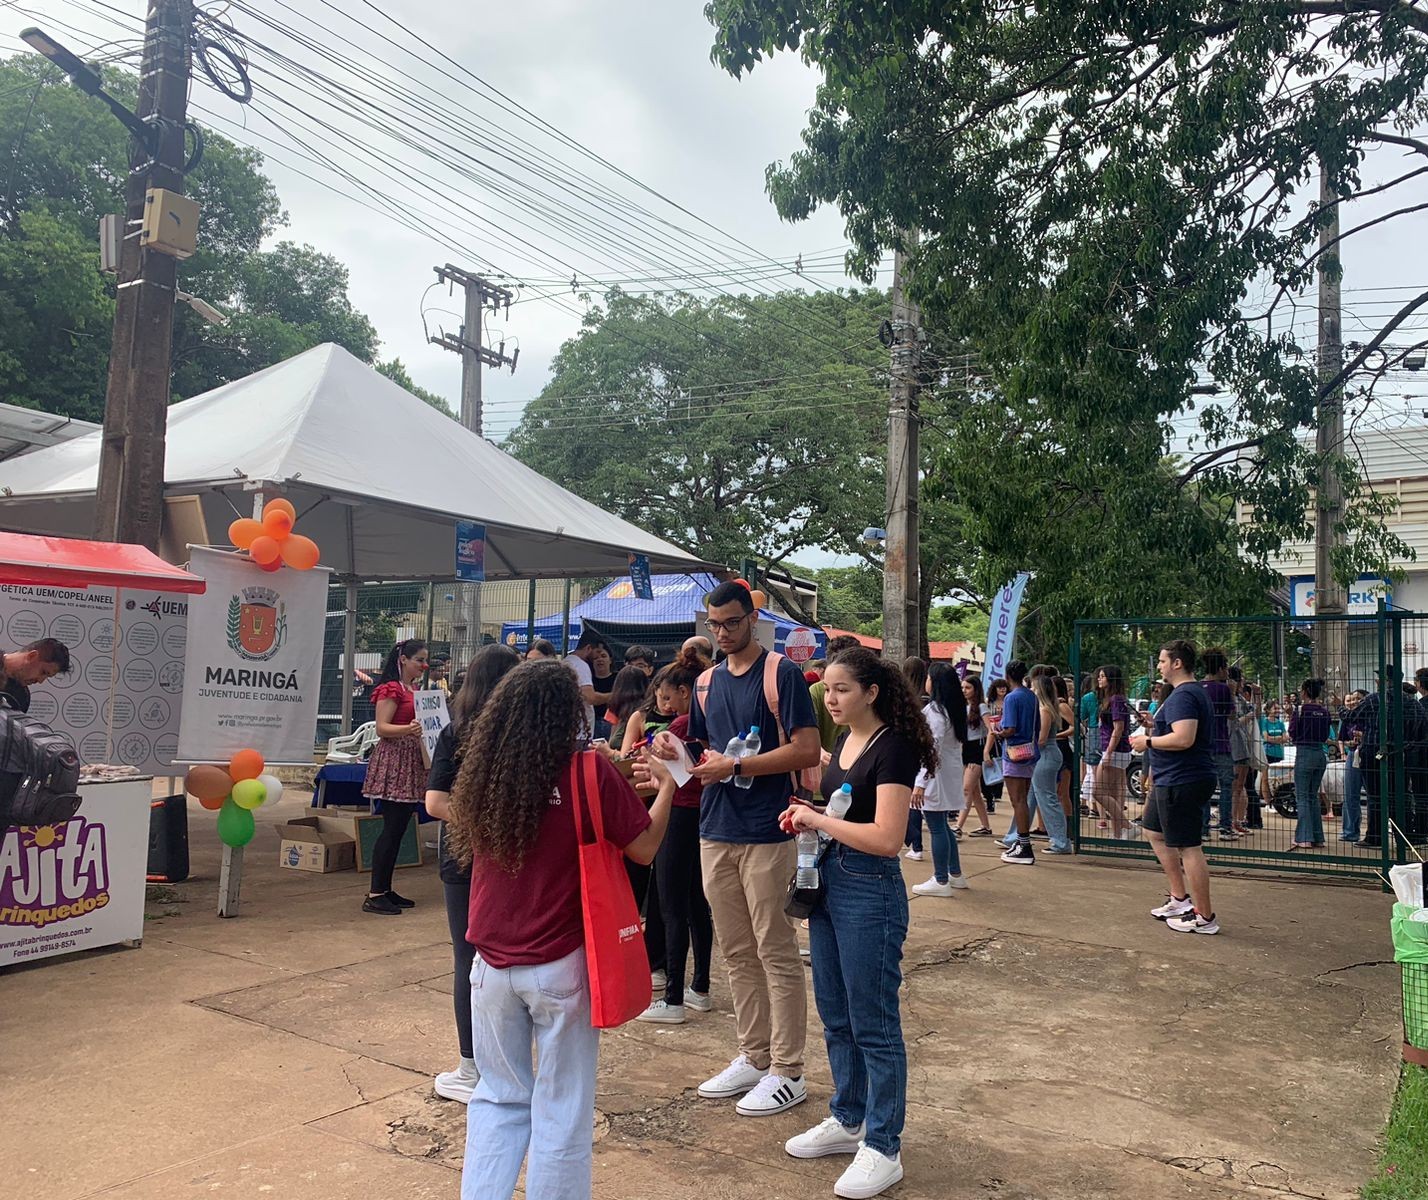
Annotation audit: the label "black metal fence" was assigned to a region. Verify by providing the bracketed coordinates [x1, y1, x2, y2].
[1070, 611, 1428, 882]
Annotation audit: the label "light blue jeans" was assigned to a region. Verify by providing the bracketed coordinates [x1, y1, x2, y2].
[922, 810, 963, 881]
[1030, 741, 1071, 851]
[1294, 744, 1328, 846]
[1342, 751, 1362, 841]
[462, 947, 600, 1200]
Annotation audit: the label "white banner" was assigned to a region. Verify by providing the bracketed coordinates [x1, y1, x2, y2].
[176, 547, 330, 765]
[0, 583, 183, 774]
[985, 572, 1031, 685]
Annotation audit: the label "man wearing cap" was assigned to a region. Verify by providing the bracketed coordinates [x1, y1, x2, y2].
[0, 639, 72, 713]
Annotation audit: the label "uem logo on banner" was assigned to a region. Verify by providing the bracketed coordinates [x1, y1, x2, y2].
[985, 573, 1031, 686]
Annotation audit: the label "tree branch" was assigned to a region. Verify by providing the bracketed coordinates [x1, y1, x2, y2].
[1176, 437, 1269, 487]
[1320, 287, 1428, 399]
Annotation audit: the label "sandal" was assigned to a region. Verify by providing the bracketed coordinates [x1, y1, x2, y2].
[1287, 842, 1314, 851]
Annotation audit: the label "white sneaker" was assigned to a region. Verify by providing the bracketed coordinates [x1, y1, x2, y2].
[1167, 910, 1221, 935]
[1150, 895, 1194, 921]
[903, 849, 924, 860]
[785, 1116, 866, 1159]
[433, 1059, 478, 1103]
[735, 1073, 807, 1117]
[636, 1000, 685, 1024]
[685, 990, 712, 1012]
[650, 969, 668, 991]
[698, 1054, 764, 1099]
[912, 877, 958, 897]
[835, 1144, 905, 1198]
[946, 873, 969, 889]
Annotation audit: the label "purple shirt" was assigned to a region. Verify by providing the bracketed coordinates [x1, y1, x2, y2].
[1098, 694, 1132, 753]
[1290, 702, 1332, 747]
[1202, 680, 1233, 755]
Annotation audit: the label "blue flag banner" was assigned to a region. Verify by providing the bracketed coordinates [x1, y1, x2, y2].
[985, 572, 1030, 685]
[628, 553, 653, 600]
[455, 521, 486, 582]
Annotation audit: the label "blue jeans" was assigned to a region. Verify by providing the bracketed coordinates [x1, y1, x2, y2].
[905, 808, 923, 852]
[462, 947, 600, 1200]
[1209, 753, 1235, 834]
[1030, 741, 1070, 851]
[1294, 744, 1328, 845]
[922, 810, 962, 881]
[1342, 753, 1362, 841]
[809, 845, 909, 1157]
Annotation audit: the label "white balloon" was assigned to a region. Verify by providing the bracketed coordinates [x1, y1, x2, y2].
[257, 773, 284, 806]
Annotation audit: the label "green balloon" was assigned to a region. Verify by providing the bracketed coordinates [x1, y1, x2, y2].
[231, 777, 267, 810]
[216, 798, 256, 847]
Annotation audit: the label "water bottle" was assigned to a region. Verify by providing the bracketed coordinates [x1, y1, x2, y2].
[721, 732, 746, 782]
[826, 782, 853, 820]
[795, 828, 820, 888]
[735, 724, 761, 789]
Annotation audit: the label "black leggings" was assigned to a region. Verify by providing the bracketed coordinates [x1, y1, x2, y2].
[369, 803, 415, 894]
[625, 856, 667, 973]
[443, 878, 476, 1059]
[655, 805, 713, 1006]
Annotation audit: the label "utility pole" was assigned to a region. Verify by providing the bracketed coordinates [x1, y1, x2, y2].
[93, 0, 194, 550]
[429, 264, 517, 438]
[1313, 163, 1349, 696]
[882, 234, 921, 664]
[429, 265, 518, 664]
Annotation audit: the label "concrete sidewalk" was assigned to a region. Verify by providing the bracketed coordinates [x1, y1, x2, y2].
[0, 796, 1403, 1200]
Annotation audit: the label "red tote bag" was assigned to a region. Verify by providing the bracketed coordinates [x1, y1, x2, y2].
[570, 751, 650, 1028]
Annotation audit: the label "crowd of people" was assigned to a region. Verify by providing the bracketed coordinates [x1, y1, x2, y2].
[347, 598, 1415, 1199]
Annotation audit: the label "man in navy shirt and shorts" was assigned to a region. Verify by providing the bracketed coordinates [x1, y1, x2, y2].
[1130, 639, 1221, 935]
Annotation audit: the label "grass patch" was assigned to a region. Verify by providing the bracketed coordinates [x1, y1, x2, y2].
[1363, 1064, 1428, 1199]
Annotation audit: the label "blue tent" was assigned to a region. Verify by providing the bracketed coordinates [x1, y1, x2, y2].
[502, 572, 826, 662]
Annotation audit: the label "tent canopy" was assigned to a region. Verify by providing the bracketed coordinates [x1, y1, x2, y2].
[0, 531, 205, 593]
[502, 572, 827, 662]
[0, 344, 719, 582]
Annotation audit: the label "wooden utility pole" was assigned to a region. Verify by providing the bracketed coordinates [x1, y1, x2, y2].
[882, 235, 921, 664]
[93, 0, 194, 550]
[1314, 164, 1349, 695]
[429, 264, 517, 439]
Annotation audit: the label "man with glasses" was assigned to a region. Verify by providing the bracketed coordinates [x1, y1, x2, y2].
[656, 580, 819, 1117]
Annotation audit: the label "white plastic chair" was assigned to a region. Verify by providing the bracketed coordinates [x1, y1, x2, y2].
[325, 721, 378, 763]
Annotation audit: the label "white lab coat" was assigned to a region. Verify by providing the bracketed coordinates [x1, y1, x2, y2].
[914, 703, 965, 812]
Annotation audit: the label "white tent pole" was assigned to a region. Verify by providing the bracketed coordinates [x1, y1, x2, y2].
[340, 505, 356, 736]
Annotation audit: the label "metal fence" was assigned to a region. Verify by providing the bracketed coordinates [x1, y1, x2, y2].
[1069, 611, 1428, 882]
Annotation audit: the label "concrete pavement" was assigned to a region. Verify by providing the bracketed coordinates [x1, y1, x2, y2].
[0, 795, 1403, 1199]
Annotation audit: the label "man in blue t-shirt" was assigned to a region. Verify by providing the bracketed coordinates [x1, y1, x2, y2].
[1130, 639, 1221, 935]
[661, 580, 819, 1117]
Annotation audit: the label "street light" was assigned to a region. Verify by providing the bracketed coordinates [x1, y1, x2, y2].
[19, 26, 156, 150]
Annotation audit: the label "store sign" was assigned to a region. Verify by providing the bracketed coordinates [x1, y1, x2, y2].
[176, 547, 329, 765]
[0, 781, 149, 966]
[455, 521, 486, 582]
[0, 583, 183, 774]
[1290, 576, 1390, 618]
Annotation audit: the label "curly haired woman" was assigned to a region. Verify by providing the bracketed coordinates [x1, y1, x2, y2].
[446, 659, 675, 1200]
[778, 646, 937, 1199]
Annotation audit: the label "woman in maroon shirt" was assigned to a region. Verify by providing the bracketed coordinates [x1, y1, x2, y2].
[361, 638, 429, 915]
[446, 660, 675, 1200]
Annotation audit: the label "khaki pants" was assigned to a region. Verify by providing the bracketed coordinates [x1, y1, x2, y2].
[700, 839, 807, 1078]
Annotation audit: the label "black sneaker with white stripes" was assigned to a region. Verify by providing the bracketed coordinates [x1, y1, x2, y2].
[735, 1073, 807, 1116]
[1000, 841, 1035, 866]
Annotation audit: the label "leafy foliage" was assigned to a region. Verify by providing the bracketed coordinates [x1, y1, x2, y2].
[376, 358, 455, 417]
[706, 0, 1426, 649]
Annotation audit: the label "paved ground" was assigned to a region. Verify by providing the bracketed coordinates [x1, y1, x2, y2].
[0, 794, 1404, 1200]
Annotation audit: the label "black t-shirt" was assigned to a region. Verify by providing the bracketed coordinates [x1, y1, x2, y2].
[427, 722, 468, 885]
[821, 727, 921, 825]
[1, 670, 30, 713]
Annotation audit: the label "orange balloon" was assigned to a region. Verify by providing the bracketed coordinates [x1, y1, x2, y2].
[186, 764, 234, 802]
[749, 589, 767, 611]
[279, 533, 320, 570]
[264, 498, 297, 522]
[229, 748, 265, 782]
[197, 793, 226, 811]
[228, 518, 263, 550]
[259, 557, 282, 573]
[262, 508, 294, 539]
[249, 535, 281, 566]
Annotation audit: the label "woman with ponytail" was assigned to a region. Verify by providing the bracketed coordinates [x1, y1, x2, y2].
[361, 637, 430, 915]
[911, 663, 971, 895]
[778, 646, 936, 1198]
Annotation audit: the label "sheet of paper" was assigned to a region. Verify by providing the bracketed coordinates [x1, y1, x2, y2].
[666, 744, 693, 787]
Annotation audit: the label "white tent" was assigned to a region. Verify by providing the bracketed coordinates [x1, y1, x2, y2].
[0, 342, 716, 581]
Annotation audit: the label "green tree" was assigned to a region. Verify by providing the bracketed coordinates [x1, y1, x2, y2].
[376, 358, 456, 417]
[706, 1, 1422, 650]
[0, 55, 384, 415]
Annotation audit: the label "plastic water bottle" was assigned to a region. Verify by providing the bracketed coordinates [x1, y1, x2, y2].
[795, 828, 820, 888]
[721, 732, 746, 782]
[735, 724, 761, 789]
[826, 782, 853, 820]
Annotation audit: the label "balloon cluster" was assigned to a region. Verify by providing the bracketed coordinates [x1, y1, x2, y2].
[185, 749, 285, 848]
[730, 577, 767, 611]
[228, 499, 320, 573]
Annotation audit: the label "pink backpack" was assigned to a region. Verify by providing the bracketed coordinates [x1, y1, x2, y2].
[695, 652, 822, 798]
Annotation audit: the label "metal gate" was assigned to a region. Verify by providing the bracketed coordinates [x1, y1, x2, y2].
[1069, 611, 1428, 882]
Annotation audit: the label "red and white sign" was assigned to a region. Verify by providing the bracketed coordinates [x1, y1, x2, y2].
[784, 627, 818, 664]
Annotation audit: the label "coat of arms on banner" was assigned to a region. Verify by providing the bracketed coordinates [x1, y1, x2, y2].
[226, 587, 287, 661]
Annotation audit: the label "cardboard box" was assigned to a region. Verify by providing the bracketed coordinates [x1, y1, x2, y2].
[276, 816, 357, 873]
